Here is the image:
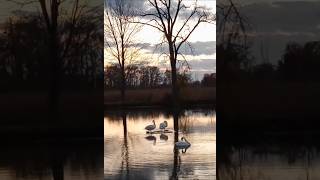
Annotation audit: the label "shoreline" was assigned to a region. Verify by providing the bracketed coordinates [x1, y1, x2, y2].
[104, 102, 216, 110]
[104, 86, 216, 109]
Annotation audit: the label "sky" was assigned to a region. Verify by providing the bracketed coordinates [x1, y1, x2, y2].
[105, 0, 216, 81]
[221, 0, 320, 65]
[0, 0, 102, 28]
[2, 0, 319, 78]
[0, 0, 215, 81]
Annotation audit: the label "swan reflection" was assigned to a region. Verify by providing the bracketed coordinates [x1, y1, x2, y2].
[160, 133, 168, 141]
[145, 135, 157, 145]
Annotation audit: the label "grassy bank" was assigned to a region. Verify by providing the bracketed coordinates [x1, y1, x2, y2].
[104, 87, 216, 108]
[0, 92, 103, 138]
[219, 82, 320, 133]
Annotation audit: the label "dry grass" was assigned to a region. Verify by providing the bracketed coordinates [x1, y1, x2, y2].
[0, 92, 102, 127]
[104, 87, 216, 106]
[219, 82, 320, 132]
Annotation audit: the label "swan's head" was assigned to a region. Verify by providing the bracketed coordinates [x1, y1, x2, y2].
[164, 121, 168, 125]
[152, 120, 155, 123]
[181, 137, 184, 140]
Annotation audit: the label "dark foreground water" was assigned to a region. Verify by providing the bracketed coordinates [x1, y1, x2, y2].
[104, 109, 216, 180]
[219, 141, 320, 180]
[0, 139, 103, 180]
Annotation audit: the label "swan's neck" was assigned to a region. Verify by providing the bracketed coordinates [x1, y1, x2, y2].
[153, 121, 155, 126]
[184, 138, 190, 144]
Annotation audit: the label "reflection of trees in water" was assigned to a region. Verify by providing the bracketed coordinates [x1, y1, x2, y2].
[171, 147, 181, 180]
[105, 108, 215, 122]
[179, 116, 195, 133]
[107, 109, 214, 179]
[0, 141, 102, 180]
[171, 112, 193, 179]
[179, 109, 216, 133]
[171, 112, 180, 180]
[218, 146, 245, 180]
[120, 112, 130, 179]
[105, 109, 165, 121]
[218, 144, 320, 180]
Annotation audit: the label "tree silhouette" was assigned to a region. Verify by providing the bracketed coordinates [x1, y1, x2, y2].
[104, 0, 142, 104]
[0, 1, 103, 125]
[278, 41, 320, 81]
[217, 0, 251, 81]
[138, 0, 214, 108]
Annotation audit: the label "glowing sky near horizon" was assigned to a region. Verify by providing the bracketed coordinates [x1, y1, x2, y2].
[104, 0, 216, 79]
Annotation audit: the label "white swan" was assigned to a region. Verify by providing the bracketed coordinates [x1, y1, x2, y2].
[145, 120, 156, 132]
[175, 137, 191, 149]
[159, 121, 168, 131]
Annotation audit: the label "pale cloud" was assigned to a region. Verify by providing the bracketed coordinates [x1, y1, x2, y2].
[237, 0, 320, 64]
[105, 0, 216, 77]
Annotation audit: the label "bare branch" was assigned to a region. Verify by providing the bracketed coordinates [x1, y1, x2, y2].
[131, 20, 165, 33]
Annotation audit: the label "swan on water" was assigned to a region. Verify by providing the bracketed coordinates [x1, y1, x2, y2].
[145, 120, 156, 132]
[159, 121, 168, 131]
[175, 137, 191, 149]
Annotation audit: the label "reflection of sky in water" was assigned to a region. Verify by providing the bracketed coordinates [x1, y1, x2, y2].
[0, 141, 103, 180]
[219, 145, 320, 180]
[104, 110, 216, 180]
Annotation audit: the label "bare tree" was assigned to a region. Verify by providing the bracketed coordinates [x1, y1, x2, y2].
[104, 0, 142, 104]
[6, 0, 103, 119]
[217, 0, 251, 80]
[217, 0, 249, 48]
[138, 0, 214, 107]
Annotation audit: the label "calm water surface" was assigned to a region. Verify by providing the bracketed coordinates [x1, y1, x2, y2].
[104, 109, 216, 180]
[0, 139, 103, 180]
[219, 143, 320, 180]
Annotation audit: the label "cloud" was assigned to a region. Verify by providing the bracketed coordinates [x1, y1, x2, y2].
[182, 41, 216, 56]
[189, 59, 216, 80]
[188, 58, 215, 70]
[242, 1, 320, 33]
[139, 41, 216, 56]
[237, 1, 320, 63]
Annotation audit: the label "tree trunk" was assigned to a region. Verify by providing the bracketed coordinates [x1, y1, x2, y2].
[39, 0, 60, 122]
[49, 19, 60, 122]
[171, 112, 179, 179]
[171, 61, 178, 107]
[120, 65, 126, 105]
[49, 35, 59, 121]
[169, 42, 179, 108]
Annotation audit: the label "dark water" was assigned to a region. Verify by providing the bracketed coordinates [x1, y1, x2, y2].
[104, 109, 216, 180]
[219, 143, 320, 180]
[0, 139, 103, 180]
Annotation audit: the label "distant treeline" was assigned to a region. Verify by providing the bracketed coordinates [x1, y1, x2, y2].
[219, 41, 320, 82]
[104, 65, 216, 89]
[0, 9, 103, 91]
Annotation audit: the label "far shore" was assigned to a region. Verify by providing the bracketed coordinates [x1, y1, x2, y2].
[0, 91, 103, 138]
[104, 86, 216, 108]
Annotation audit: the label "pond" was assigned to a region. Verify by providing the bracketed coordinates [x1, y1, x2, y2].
[104, 108, 216, 180]
[219, 142, 320, 180]
[0, 139, 103, 180]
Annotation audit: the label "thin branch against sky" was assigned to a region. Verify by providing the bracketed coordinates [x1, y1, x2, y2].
[104, 0, 216, 77]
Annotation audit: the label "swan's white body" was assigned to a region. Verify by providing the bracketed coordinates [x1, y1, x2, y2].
[159, 121, 168, 130]
[145, 120, 156, 132]
[175, 137, 191, 148]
